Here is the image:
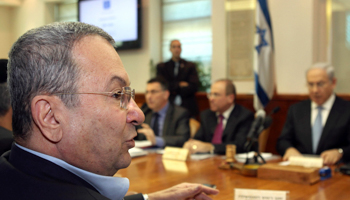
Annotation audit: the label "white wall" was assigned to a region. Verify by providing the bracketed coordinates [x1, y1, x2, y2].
[270, 0, 315, 94]
[0, 0, 56, 58]
[0, 6, 13, 58]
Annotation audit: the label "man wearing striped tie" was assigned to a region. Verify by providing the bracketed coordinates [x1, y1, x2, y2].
[276, 63, 350, 165]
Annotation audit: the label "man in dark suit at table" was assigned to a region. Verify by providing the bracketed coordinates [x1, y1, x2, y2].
[0, 83, 13, 156]
[183, 79, 254, 154]
[276, 63, 350, 165]
[0, 22, 218, 200]
[0, 83, 14, 156]
[156, 39, 199, 117]
[136, 77, 190, 147]
[0, 59, 13, 156]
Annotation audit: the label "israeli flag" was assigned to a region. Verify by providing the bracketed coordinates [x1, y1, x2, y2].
[254, 0, 274, 110]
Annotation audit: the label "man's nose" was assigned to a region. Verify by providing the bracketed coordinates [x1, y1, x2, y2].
[127, 98, 145, 125]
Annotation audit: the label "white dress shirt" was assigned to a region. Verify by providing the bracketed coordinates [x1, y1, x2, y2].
[311, 94, 335, 127]
[217, 104, 235, 130]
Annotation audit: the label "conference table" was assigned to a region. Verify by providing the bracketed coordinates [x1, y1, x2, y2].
[116, 152, 350, 200]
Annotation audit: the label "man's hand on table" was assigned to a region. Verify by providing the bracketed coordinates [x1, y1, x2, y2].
[147, 182, 219, 200]
[321, 149, 343, 165]
[183, 139, 214, 154]
[283, 147, 302, 161]
[137, 123, 156, 145]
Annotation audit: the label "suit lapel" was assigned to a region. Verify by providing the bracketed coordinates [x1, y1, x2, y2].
[166, 60, 176, 79]
[208, 112, 218, 139]
[145, 111, 153, 125]
[222, 106, 238, 139]
[163, 104, 173, 136]
[317, 97, 341, 153]
[177, 61, 185, 80]
[300, 102, 313, 153]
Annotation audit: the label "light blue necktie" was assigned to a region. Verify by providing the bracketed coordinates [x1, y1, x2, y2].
[312, 106, 323, 153]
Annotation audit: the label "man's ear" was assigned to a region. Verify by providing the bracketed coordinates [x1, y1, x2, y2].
[164, 90, 170, 100]
[228, 93, 235, 104]
[31, 95, 63, 143]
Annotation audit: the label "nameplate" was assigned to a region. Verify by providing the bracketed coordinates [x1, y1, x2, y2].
[162, 147, 189, 161]
[289, 156, 323, 168]
[234, 188, 289, 200]
[162, 159, 188, 173]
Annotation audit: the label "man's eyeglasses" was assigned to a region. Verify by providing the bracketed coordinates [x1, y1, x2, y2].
[54, 86, 135, 109]
[145, 90, 163, 95]
[207, 92, 233, 99]
[207, 92, 222, 99]
[307, 81, 329, 89]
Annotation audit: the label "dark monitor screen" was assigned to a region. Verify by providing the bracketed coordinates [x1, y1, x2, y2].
[78, 0, 142, 50]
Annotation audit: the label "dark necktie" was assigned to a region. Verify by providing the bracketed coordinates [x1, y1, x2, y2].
[152, 112, 160, 136]
[312, 106, 323, 153]
[174, 62, 179, 76]
[212, 115, 224, 144]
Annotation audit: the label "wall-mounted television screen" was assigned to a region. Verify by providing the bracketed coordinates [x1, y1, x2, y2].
[78, 0, 142, 50]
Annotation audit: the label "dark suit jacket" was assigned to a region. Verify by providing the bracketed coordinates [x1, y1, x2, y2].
[136, 103, 190, 147]
[0, 126, 13, 156]
[194, 104, 254, 154]
[276, 96, 350, 162]
[0, 144, 144, 200]
[156, 59, 199, 117]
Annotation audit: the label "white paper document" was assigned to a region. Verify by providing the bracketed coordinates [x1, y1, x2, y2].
[134, 140, 152, 148]
[128, 147, 147, 158]
[190, 153, 215, 160]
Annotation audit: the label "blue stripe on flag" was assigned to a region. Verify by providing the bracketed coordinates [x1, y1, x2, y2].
[258, 0, 274, 49]
[255, 73, 270, 107]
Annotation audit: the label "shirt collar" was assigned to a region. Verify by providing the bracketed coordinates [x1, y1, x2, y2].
[218, 104, 235, 119]
[311, 93, 335, 110]
[15, 144, 129, 200]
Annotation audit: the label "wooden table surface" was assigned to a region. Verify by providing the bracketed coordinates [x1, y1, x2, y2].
[116, 153, 350, 200]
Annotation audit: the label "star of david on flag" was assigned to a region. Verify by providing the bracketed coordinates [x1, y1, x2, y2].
[254, 0, 275, 110]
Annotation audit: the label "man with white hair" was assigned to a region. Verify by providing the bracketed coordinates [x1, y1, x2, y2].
[276, 63, 350, 165]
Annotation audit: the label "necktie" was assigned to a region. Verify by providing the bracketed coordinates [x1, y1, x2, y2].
[174, 62, 179, 76]
[312, 106, 323, 153]
[212, 115, 224, 144]
[173, 62, 182, 105]
[152, 113, 160, 136]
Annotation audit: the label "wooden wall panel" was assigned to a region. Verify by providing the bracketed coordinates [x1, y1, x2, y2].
[135, 93, 350, 155]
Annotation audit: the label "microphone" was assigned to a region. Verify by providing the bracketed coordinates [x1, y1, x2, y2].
[263, 106, 280, 129]
[244, 110, 266, 152]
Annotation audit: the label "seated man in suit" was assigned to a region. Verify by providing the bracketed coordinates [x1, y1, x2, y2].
[0, 83, 13, 155]
[0, 59, 13, 155]
[276, 63, 350, 165]
[0, 22, 218, 200]
[136, 77, 190, 147]
[183, 79, 254, 154]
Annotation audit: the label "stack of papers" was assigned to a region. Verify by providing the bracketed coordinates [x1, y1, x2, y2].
[135, 140, 152, 148]
[128, 147, 148, 158]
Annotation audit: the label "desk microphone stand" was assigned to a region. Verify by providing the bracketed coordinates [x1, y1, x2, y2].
[244, 125, 266, 165]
